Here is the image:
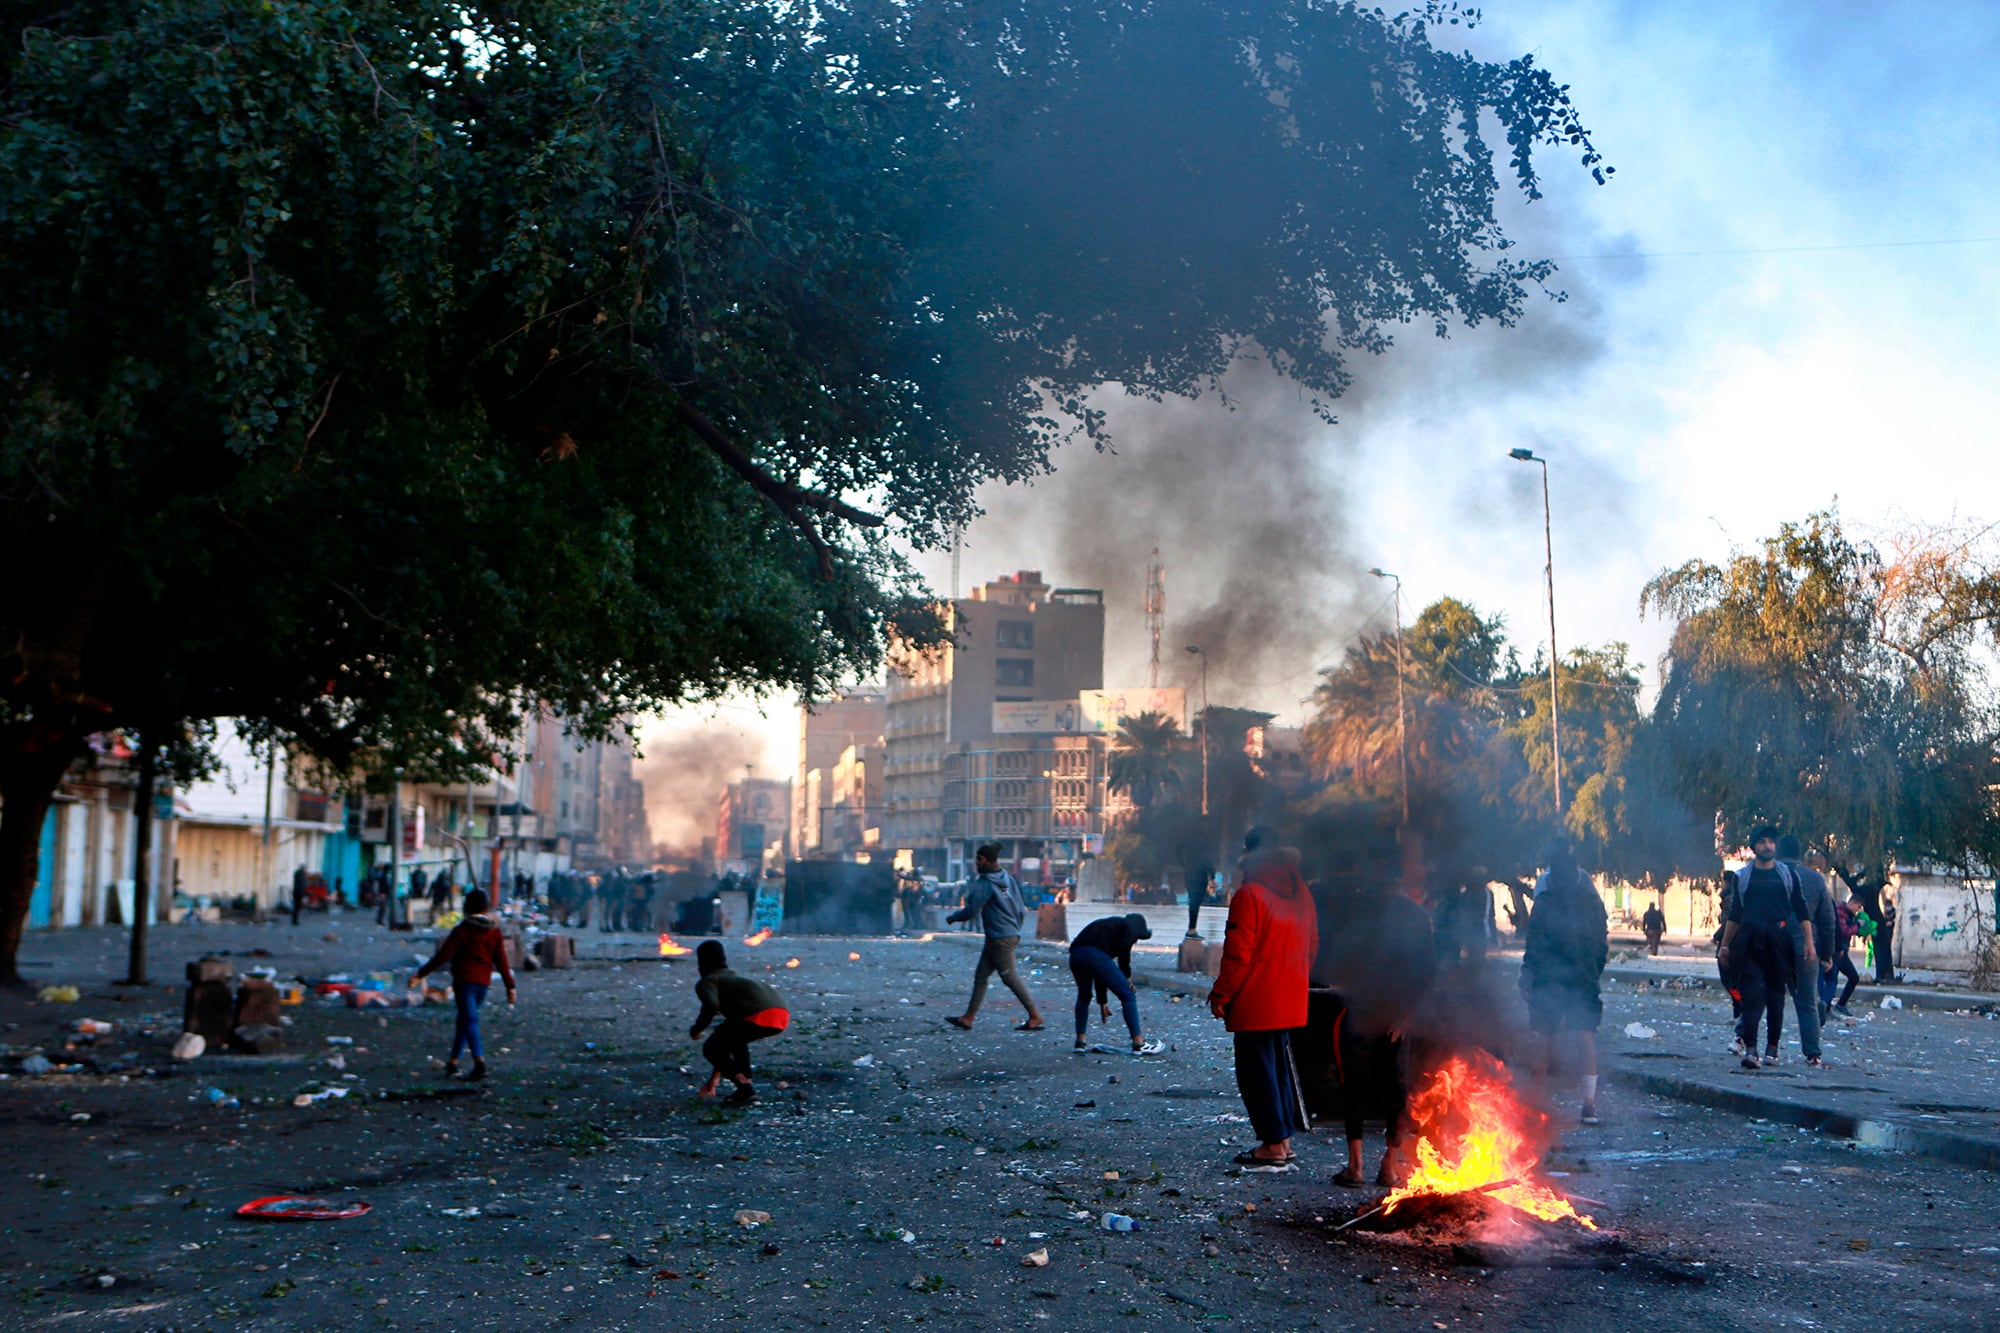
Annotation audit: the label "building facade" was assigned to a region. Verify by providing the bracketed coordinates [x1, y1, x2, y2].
[883, 571, 1106, 873]
[716, 777, 792, 876]
[792, 689, 886, 857]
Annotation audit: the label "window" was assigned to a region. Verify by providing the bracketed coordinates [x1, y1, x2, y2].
[995, 658, 1034, 687]
[996, 751, 1031, 776]
[995, 780, 1029, 805]
[996, 619, 1034, 650]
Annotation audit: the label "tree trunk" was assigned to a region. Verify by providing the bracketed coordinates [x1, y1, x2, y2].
[0, 742, 85, 986]
[124, 729, 159, 986]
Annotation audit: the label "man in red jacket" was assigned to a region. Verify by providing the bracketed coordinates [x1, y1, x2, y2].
[1210, 827, 1319, 1171]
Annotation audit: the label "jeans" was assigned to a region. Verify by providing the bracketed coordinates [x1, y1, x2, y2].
[1070, 945, 1140, 1040]
[450, 982, 488, 1061]
[1789, 957, 1823, 1059]
[967, 937, 1037, 1018]
[1233, 1030, 1302, 1147]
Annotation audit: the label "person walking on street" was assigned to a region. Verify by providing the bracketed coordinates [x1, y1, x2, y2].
[943, 844, 1045, 1031]
[1521, 838, 1609, 1125]
[1210, 827, 1318, 1173]
[1719, 826, 1815, 1071]
[688, 940, 789, 1105]
[1777, 836, 1834, 1067]
[1068, 912, 1163, 1054]
[291, 864, 308, 926]
[1185, 864, 1216, 938]
[409, 888, 516, 1080]
[1641, 900, 1667, 956]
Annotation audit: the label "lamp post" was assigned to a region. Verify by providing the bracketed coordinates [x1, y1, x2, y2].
[1508, 448, 1563, 815]
[1184, 644, 1209, 817]
[1368, 568, 1410, 826]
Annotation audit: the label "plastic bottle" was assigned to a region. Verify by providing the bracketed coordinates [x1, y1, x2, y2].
[1099, 1213, 1137, 1232]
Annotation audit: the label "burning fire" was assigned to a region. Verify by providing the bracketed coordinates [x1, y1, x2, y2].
[785, 958, 800, 968]
[1381, 1053, 1596, 1230]
[743, 927, 774, 946]
[657, 933, 691, 957]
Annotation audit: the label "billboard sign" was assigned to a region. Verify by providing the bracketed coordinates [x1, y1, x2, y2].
[1078, 687, 1188, 734]
[992, 699, 1084, 733]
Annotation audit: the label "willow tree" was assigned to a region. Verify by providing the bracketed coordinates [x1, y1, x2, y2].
[1643, 512, 2000, 883]
[0, 0, 1601, 980]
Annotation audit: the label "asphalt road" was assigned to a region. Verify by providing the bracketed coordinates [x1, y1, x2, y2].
[2, 919, 1997, 1331]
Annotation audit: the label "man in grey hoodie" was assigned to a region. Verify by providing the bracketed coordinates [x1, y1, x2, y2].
[944, 844, 1046, 1031]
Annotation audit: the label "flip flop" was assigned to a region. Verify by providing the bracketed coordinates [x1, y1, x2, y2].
[944, 1016, 973, 1031]
[1014, 1021, 1046, 1032]
[1331, 1168, 1366, 1189]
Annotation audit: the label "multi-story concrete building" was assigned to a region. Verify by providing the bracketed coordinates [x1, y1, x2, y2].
[792, 689, 886, 857]
[941, 734, 1129, 884]
[820, 742, 885, 859]
[716, 777, 791, 876]
[883, 570, 1106, 874]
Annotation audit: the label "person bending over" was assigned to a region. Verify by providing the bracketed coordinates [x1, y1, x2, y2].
[1069, 912, 1163, 1055]
[689, 940, 789, 1106]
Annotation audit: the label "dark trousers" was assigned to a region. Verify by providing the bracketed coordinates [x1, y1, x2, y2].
[967, 937, 1037, 1018]
[1335, 1021, 1406, 1146]
[1830, 949, 1860, 1006]
[703, 1018, 779, 1081]
[1070, 945, 1139, 1040]
[1735, 928, 1793, 1052]
[450, 982, 488, 1061]
[1874, 919, 1896, 980]
[1233, 1030, 1301, 1147]
[1187, 893, 1209, 936]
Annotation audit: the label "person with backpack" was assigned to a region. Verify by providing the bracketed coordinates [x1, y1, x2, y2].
[1718, 826, 1817, 1070]
[943, 844, 1046, 1031]
[1520, 838, 1609, 1126]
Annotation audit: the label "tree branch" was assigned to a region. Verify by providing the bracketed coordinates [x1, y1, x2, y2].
[672, 400, 885, 579]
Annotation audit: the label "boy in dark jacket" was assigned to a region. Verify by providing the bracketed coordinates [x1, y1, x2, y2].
[690, 941, 790, 1106]
[1068, 912, 1163, 1054]
[1521, 840, 1609, 1124]
[410, 888, 515, 1080]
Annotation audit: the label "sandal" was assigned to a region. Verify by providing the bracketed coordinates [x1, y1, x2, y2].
[1232, 1149, 1297, 1171]
[944, 1016, 973, 1031]
[1331, 1168, 1366, 1189]
[1014, 1021, 1046, 1032]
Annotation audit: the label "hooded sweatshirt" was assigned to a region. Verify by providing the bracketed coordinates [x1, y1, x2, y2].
[1211, 848, 1319, 1032]
[416, 915, 515, 989]
[946, 870, 1028, 940]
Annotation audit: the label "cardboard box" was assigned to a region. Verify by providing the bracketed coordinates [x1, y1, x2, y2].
[534, 935, 574, 969]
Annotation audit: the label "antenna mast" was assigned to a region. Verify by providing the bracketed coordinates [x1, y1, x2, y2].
[1143, 549, 1165, 688]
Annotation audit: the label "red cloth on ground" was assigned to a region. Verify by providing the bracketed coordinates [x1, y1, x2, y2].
[1211, 849, 1319, 1032]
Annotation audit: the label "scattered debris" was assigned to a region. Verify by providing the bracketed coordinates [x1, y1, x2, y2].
[171, 1032, 206, 1061]
[36, 985, 80, 1003]
[235, 1196, 373, 1221]
[733, 1210, 772, 1228]
[439, 1207, 482, 1219]
[1623, 1022, 1658, 1039]
[20, 1053, 52, 1075]
[291, 1087, 351, 1107]
[853, 1055, 876, 1068]
[1099, 1213, 1137, 1232]
[1022, 1248, 1050, 1267]
[1881, 996, 1904, 1010]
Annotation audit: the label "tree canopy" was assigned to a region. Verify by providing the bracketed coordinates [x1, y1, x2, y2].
[0, 0, 1601, 978]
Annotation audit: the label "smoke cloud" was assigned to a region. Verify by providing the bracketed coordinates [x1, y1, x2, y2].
[632, 725, 765, 861]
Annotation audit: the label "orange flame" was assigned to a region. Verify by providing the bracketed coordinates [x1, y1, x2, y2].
[743, 927, 774, 946]
[784, 958, 801, 968]
[657, 933, 691, 957]
[1381, 1052, 1596, 1230]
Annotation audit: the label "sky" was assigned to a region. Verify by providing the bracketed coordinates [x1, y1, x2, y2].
[638, 0, 2000, 845]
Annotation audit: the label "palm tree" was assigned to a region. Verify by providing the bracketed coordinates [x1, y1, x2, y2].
[1108, 711, 1189, 810]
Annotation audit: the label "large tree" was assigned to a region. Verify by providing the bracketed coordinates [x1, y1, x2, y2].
[1642, 512, 2000, 882]
[0, 0, 1600, 979]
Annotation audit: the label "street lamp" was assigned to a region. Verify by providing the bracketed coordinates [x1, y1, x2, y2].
[1368, 568, 1410, 826]
[1185, 644, 1209, 817]
[1508, 448, 1564, 815]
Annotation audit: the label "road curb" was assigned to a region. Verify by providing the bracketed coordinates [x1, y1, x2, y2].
[1613, 1068, 2000, 1173]
[1602, 964, 1998, 1014]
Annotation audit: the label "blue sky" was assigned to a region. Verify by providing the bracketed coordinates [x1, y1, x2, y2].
[641, 1, 2000, 820]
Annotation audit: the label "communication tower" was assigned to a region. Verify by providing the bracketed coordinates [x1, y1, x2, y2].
[1143, 549, 1165, 688]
